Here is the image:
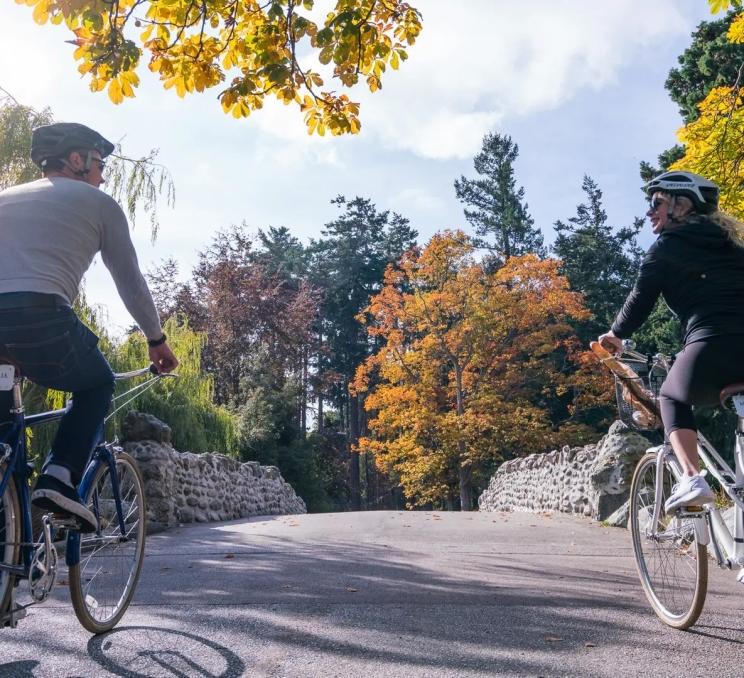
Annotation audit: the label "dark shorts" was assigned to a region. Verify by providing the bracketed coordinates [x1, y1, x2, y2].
[659, 335, 744, 433]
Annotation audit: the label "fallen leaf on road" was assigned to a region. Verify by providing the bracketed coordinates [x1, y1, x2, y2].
[585, 642, 596, 648]
[544, 636, 563, 643]
[57, 579, 68, 586]
[346, 587, 358, 592]
[281, 585, 293, 589]
[224, 554, 235, 559]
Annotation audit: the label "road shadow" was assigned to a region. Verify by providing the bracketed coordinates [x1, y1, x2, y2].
[0, 661, 38, 677]
[135, 523, 662, 677]
[87, 626, 246, 677]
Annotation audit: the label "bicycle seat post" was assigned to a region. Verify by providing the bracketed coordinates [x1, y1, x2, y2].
[10, 377, 23, 415]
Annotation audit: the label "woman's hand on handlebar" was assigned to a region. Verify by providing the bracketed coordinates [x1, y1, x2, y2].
[149, 342, 178, 374]
[597, 330, 623, 355]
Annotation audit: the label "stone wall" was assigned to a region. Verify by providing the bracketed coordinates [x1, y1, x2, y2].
[121, 412, 306, 533]
[478, 421, 652, 522]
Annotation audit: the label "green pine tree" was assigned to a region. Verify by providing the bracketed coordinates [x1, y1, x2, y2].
[455, 132, 545, 266]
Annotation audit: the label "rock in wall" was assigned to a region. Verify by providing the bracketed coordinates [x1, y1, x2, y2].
[478, 421, 652, 521]
[122, 411, 306, 533]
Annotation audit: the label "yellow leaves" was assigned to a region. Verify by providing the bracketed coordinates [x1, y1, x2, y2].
[728, 12, 744, 43]
[107, 78, 123, 104]
[673, 85, 744, 219]
[31, 0, 52, 24]
[106, 70, 139, 103]
[18, 0, 421, 134]
[708, 0, 736, 13]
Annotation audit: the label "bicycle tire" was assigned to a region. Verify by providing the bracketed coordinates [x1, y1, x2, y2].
[69, 451, 146, 633]
[0, 463, 20, 617]
[629, 451, 707, 629]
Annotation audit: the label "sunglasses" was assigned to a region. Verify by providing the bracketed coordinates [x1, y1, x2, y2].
[649, 197, 667, 212]
[90, 157, 106, 172]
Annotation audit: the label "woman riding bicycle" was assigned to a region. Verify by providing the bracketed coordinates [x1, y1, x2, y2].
[599, 171, 744, 513]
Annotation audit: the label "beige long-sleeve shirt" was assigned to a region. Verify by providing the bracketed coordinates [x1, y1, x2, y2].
[0, 176, 162, 339]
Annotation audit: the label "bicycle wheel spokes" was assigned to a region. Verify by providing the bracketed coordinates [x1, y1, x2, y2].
[69, 452, 146, 633]
[630, 451, 707, 629]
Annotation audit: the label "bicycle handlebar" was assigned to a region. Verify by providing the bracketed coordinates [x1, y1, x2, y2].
[113, 364, 178, 381]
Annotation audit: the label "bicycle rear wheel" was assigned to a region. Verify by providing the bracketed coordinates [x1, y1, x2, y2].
[69, 451, 146, 633]
[0, 463, 20, 618]
[629, 451, 707, 629]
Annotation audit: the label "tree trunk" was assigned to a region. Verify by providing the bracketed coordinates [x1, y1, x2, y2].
[348, 391, 361, 511]
[458, 465, 472, 511]
[454, 365, 472, 511]
[300, 345, 307, 438]
[316, 330, 324, 432]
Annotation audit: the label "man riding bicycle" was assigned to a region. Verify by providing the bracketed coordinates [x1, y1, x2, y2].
[0, 122, 177, 532]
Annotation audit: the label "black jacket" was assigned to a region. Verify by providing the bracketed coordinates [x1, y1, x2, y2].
[612, 216, 744, 344]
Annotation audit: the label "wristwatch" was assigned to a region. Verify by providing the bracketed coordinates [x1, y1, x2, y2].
[147, 333, 167, 347]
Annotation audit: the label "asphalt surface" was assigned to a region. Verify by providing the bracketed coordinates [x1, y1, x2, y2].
[0, 510, 742, 677]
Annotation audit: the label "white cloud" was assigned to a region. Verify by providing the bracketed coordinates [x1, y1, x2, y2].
[350, 0, 692, 159]
[389, 187, 447, 214]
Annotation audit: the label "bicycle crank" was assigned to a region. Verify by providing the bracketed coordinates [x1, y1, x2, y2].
[29, 515, 58, 602]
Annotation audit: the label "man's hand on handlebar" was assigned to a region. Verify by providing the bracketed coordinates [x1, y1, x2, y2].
[149, 342, 178, 374]
[597, 330, 623, 356]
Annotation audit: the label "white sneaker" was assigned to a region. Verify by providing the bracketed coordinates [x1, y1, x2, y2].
[664, 474, 715, 513]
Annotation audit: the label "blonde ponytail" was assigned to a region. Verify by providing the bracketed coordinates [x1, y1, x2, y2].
[709, 211, 744, 249]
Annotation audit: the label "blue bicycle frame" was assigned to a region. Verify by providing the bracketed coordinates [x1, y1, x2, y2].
[0, 383, 124, 576]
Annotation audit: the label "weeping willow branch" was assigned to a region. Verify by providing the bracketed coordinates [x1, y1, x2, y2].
[106, 145, 176, 242]
[1, 85, 176, 240]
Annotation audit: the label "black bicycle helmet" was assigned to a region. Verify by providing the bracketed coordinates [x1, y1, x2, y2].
[643, 171, 719, 214]
[30, 122, 115, 169]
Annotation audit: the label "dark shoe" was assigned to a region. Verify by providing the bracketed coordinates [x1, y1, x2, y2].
[32, 475, 97, 533]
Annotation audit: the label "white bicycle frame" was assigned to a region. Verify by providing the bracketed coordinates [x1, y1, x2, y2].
[648, 396, 744, 571]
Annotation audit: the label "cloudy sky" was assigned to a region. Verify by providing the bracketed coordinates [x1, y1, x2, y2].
[0, 1, 715, 335]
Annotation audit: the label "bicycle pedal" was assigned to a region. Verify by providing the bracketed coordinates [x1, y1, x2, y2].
[48, 513, 80, 531]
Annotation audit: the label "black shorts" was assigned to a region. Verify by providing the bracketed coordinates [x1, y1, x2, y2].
[659, 335, 744, 433]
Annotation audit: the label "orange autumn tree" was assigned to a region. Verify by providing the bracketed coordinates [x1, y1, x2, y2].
[352, 230, 595, 510]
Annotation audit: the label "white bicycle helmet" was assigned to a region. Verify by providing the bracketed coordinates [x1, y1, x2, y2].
[643, 171, 719, 214]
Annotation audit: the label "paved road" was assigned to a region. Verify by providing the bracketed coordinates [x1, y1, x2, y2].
[0, 510, 742, 677]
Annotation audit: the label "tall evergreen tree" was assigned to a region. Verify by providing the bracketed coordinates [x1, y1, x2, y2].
[666, 12, 744, 125]
[309, 196, 417, 509]
[454, 132, 545, 265]
[552, 176, 643, 345]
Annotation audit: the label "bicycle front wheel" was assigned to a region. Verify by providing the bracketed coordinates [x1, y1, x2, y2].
[629, 451, 707, 629]
[0, 463, 20, 617]
[69, 451, 146, 633]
